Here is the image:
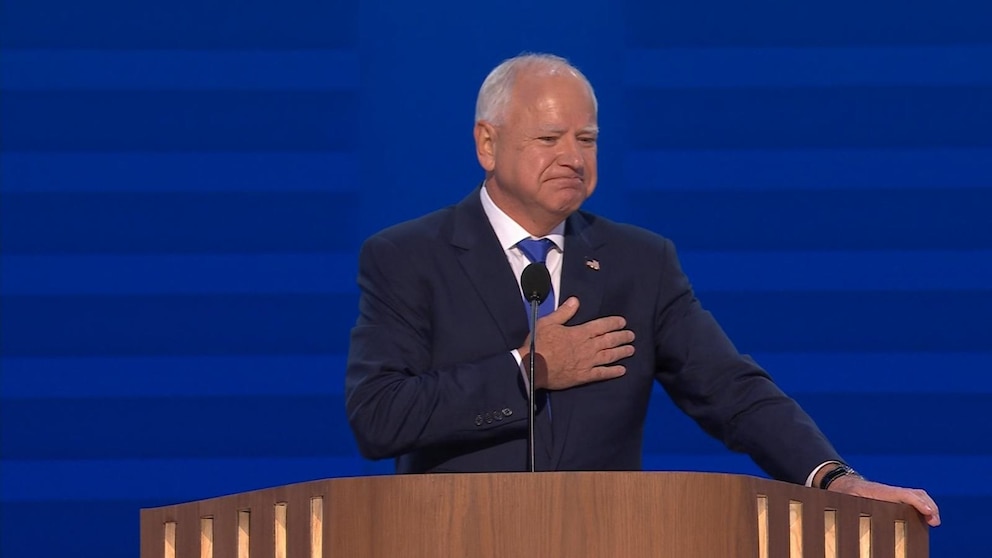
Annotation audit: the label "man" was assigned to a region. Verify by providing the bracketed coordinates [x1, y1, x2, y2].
[345, 53, 940, 526]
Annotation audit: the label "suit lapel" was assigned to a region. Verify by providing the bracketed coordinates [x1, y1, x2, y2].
[549, 210, 606, 469]
[449, 190, 531, 355]
[450, 190, 555, 467]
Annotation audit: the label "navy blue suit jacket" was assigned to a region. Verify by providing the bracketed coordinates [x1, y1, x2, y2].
[345, 189, 841, 483]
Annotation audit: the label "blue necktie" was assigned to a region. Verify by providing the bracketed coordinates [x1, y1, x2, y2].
[516, 238, 556, 320]
[517, 238, 556, 423]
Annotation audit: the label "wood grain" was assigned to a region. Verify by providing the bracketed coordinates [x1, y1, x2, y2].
[138, 472, 929, 558]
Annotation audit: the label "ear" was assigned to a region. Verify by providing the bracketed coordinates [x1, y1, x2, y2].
[474, 121, 497, 172]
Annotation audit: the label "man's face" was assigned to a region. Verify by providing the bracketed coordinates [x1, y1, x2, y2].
[476, 72, 598, 234]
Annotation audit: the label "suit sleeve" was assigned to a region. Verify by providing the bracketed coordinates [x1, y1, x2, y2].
[651, 238, 843, 484]
[345, 234, 528, 460]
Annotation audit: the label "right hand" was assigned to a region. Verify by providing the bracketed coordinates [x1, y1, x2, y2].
[518, 297, 635, 390]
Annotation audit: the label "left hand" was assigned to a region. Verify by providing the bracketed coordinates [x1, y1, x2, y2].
[828, 475, 941, 527]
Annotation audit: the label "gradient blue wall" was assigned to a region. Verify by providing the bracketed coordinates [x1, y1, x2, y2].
[2, 1, 990, 556]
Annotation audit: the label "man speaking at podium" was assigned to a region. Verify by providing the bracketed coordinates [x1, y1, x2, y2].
[344, 53, 940, 526]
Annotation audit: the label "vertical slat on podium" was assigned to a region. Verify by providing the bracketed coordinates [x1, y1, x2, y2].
[802, 498, 825, 558]
[200, 516, 214, 558]
[274, 503, 288, 558]
[894, 520, 907, 558]
[247, 493, 275, 558]
[859, 515, 872, 558]
[756, 496, 769, 558]
[321, 492, 334, 558]
[872, 506, 897, 558]
[141, 508, 169, 558]
[824, 509, 838, 558]
[285, 487, 311, 558]
[906, 515, 930, 558]
[164, 521, 177, 558]
[767, 492, 791, 557]
[208, 505, 237, 558]
[837, 505, 861, 557]
[788, 501, 803, 557]
[311, 496, 326, 558]
[176, 503, 201, 557]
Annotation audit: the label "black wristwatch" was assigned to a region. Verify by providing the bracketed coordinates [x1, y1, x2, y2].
[819, 464, 862, 490]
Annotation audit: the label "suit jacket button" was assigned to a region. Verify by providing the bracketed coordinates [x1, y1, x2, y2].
[475, 415, 483, 426]
[501, 408, 513, 417]
[494, 410, 503, 421]
[485, 412, 493, 424]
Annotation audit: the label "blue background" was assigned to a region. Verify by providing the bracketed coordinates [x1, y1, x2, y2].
[1, 1, 990, 556]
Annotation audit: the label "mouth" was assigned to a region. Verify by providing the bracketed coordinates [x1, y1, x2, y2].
[547, 176, 584, 187]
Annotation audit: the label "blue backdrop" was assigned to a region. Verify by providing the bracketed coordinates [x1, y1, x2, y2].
[1, 1, 990, 556]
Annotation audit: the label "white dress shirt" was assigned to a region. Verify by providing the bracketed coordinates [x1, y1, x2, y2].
[479, 185, 563, 373]
[479, 186, 565, 309]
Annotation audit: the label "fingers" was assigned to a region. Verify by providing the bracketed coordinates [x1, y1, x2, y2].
[541, 296, 580, 325]
[903, 488, 940, 526]
[582, 315, 628, 338]
[593, 344, 636, 366]
[846, 481, 941, 528]
[589, 364, 626, 382]
[594, 329, 636, 352]
[539, 298, 629, 340]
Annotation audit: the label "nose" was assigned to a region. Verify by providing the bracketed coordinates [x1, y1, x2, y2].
[557, 136, 584, 174]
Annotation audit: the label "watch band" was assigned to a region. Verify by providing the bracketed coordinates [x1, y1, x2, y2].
[819, 463, 861, 490]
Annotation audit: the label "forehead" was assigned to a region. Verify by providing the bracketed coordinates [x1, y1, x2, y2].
[506, 73, 597, 125]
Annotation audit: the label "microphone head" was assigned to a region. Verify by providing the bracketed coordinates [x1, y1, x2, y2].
[520, 263, 552, 304]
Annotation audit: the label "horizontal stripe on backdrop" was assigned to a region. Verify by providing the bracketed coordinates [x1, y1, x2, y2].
[1, 91, 358, 152]
[625, 46, 992, 89]
[1, 393, 988, 458]
[624, 149, 992, 191]
[0, 254, 359, 296]
[0, 0, 357, 49]
[625, 86, 992, 149]
[0, 152, 359, 193]
[1, 192, 360, 254]
[625, 1, 992, 48]
[626, 188, 992, 251]
[0, 50, 359, 90]
[2, 455, 984, 501]
[2, 352, 988, 399]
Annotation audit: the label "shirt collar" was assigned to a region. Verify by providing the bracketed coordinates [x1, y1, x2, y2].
[480, 185, 565, 252]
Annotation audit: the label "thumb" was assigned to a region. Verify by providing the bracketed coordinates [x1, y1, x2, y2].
[543, 297, 579, 325]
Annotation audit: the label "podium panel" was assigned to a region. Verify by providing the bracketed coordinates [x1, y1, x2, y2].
[140, 472, 928, 558]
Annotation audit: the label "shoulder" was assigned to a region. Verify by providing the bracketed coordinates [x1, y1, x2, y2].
[576, 209, 675, 254]
[363, 205, 456, 252]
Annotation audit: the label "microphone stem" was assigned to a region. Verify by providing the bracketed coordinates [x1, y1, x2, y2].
[528, 298, 538, 472]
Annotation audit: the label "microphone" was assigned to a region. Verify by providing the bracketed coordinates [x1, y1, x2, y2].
[521, 263, 552, 304]
[520, 263, 551, 472]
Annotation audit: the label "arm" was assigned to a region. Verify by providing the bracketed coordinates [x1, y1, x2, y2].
[651, 238, 941, 525]
[345, 234, 528, 460]
[650, 238, 842, 484]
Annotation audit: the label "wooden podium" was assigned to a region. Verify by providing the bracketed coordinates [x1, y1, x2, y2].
[140, 472, 928, 558]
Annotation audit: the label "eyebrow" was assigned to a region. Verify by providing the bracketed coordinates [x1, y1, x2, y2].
[534, 125, 600, 134]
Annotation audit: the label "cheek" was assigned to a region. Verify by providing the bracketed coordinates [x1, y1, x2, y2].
[535, 155, 558, 174]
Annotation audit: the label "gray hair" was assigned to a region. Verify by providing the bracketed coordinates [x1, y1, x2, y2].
[474, 53, 598, 125]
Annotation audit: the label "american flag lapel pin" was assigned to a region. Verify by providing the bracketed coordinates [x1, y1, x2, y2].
[585, 258, 600, 271]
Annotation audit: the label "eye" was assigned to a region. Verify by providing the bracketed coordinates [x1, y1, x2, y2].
[579, 136, 597, 145]
[538, 136, 557, 143]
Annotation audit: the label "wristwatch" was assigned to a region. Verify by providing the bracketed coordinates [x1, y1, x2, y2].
[819, 463, 862, 490]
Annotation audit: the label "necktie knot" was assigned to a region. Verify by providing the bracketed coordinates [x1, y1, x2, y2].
[517, 238, 555, 264]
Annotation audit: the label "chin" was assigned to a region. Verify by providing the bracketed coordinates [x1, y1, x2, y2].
[552, 195, 587, 215]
